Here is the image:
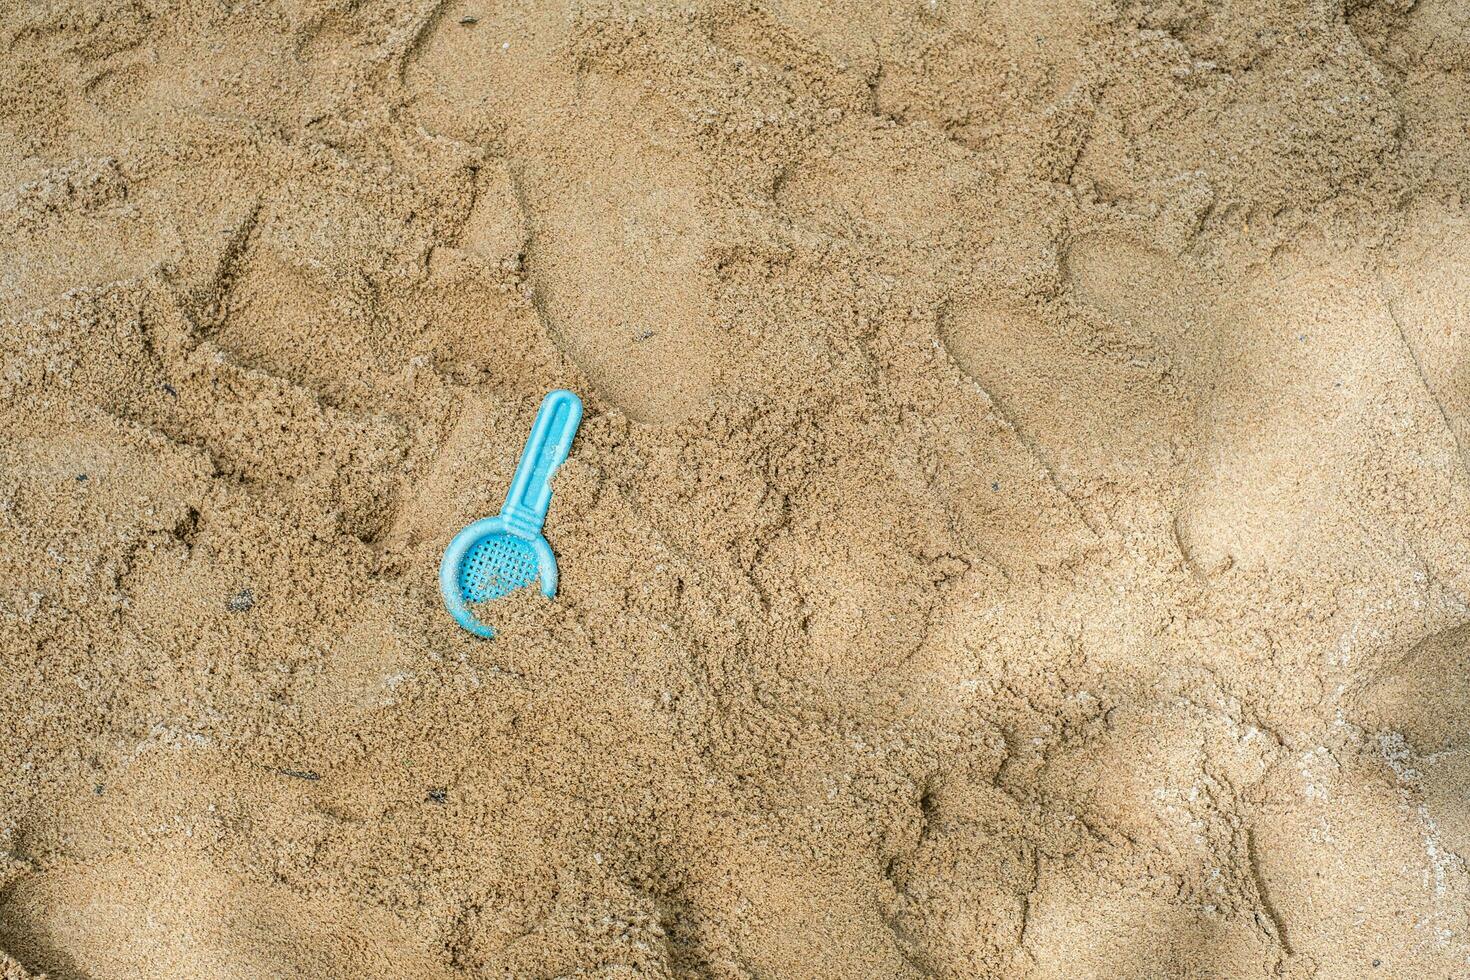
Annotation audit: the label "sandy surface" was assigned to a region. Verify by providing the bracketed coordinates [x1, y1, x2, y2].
[3, 1, 1470, 977]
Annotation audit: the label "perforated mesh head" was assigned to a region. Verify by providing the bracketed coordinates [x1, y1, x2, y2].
[458, 533, 540, 603]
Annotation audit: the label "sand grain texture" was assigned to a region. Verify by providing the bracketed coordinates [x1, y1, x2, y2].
[3, 0, 1470, 977]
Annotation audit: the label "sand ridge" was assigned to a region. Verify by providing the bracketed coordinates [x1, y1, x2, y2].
[2, 0, 1470, 977]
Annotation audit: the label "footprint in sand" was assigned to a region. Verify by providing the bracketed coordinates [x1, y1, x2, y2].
[1070, 235, 1323, 575]
[774, 115, 973, 242]
[0, 848, 459, 979]
[405, 8, 732, 424]
[946, 231, 1452, 586]
[1346, 620, 1470, 859]
[1248, 754, 1470, 976]
[0, 159, 159, 317]
[1347, 621, 1470, 754]
[870, 0, 1091, 153]
[517, 80, 729, 424]
[1064, 232, 1470, 593]
[938, 288, 1189, 499]
[1063, 235, 1337, 572]
[1023, 868, 1280, 978]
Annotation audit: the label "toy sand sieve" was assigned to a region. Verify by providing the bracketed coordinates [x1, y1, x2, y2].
[439, 389, 583, 638]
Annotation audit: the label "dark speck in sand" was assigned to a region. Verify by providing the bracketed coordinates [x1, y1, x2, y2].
[278, 768, 320, 781]
[75, 473, 88, 482]
[427, 788, 447, 804]
[227, 588, 255, 612]
[991, 481, 1000, 492]
[162, 383, 178, 397]
[94, 783, 104, 795]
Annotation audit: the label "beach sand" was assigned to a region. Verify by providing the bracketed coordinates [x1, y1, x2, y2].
[3, 0, 1470, 977]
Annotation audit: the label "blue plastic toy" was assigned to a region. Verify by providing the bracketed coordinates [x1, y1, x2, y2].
[439, 389, 583, 637]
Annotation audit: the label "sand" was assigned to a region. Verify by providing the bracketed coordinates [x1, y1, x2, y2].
[2, 0, 1470, 977]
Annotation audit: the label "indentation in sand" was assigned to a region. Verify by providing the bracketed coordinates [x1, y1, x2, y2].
[939, 293, 1186, 492]
[775, 117, 972, 241]
[515, 82, 729, 424]
[1064, 234, 1206, 350]
[0, 850, 458, 979]
[1172, 258, 1434, 575]
[1348, 622, 1470, 752]
[406, 12, 732, 424]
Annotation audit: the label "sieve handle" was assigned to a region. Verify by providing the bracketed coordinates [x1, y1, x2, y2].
[500, 389, 583, 535]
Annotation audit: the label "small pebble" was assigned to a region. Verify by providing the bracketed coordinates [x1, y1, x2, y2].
[227, 588, 255, 612]
[459, 14, 478, 24]
[75, 473, 87, 482]
[427, 787, 447, 804]
[991, 481, 1000, 492]
[93, 783, 104, 795]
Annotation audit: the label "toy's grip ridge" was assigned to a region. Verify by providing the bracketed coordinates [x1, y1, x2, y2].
[500, 389, 583, 534]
